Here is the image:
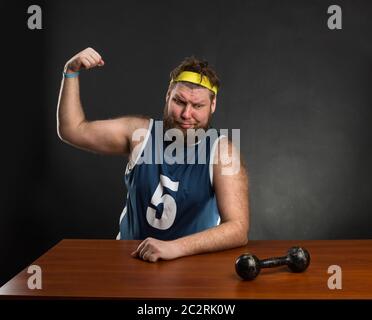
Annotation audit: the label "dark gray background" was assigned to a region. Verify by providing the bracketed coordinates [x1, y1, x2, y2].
[1, 0, 371, 286]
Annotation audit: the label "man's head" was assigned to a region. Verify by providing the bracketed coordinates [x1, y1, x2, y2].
[163, 56, 220, 134]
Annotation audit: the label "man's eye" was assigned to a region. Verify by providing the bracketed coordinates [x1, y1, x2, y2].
[173, 98, 185, 105]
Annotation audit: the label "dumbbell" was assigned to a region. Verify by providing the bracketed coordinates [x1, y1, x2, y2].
[235, 246, 311, 280]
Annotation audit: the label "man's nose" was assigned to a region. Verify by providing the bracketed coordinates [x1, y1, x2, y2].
[181, 104, 192, 119]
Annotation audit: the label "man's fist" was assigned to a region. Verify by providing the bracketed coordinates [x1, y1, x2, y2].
[131, 237, 183, 262]
[64, 47, 105, 73]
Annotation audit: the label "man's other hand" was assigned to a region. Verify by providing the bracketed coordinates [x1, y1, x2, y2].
[131, 237, 182, 262]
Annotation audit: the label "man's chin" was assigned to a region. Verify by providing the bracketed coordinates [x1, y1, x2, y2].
[173, 125, 190, 137]
[165, 124, 193, 138]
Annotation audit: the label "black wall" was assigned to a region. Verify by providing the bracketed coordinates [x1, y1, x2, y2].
[1, 0, 372, 286]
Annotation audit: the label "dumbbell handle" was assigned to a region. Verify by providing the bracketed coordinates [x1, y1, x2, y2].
[259, 256, 289, 268]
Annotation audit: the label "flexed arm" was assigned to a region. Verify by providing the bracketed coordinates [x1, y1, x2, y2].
[57, 47, 149, 156]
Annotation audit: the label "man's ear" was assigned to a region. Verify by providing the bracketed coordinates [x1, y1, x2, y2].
[211, 96, 217, 114]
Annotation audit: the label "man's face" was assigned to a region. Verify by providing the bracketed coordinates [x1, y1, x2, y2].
[163, 83, 216, 135]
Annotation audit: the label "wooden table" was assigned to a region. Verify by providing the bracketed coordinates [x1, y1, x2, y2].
[0, 239, 371, 299]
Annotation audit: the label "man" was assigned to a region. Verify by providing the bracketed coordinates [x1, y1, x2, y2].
[57, 47, 249, 262]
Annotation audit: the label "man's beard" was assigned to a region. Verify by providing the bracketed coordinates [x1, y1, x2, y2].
[162, 99, 213, 137]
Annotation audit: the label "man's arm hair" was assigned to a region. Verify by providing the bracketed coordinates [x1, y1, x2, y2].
[173, 138, 249, 256]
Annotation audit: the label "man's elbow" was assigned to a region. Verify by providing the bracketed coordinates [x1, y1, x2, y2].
[234, 221, 249, 246]
[57, 123, 82, 145]
[238, 229, 248, 246]
[57, 126, 74, 144]
[57, 125, 67, 142]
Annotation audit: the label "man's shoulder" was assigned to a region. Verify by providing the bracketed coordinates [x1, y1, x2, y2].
[126, 116, 153, 159]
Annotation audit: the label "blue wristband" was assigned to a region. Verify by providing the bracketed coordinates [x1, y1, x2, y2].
[63, 71, 80, 78]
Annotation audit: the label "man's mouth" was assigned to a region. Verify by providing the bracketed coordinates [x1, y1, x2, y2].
[177, 122, 195, 129]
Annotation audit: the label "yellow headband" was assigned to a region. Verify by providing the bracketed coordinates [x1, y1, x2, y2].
[170, 71, 218, 95]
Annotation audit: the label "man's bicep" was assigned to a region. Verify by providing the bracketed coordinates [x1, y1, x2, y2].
[72, 116, 150, 155]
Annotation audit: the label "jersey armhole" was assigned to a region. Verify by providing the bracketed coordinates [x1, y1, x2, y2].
[209, 135, 227, 187]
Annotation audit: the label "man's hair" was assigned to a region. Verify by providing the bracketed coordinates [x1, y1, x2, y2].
[168, 56, 220, 101]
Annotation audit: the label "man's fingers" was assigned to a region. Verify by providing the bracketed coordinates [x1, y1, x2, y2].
[81, 57, 92, 69]
[131, 238, 159, 261]
[87, 53, 98, 65]
[89, 50, 102, 64]
[65, 47, 104, 72]
[83, 54, 96, 68]
[142, 251, 159, 263]
[87, 53, 101, 66]
[142, 250, 152, 261]
[139, 243, 151, 259]
[87, 47, 102, 60]
[133, 239, 148, 256]
[79, 54, 99, 70]
[148, 254, 158, 263]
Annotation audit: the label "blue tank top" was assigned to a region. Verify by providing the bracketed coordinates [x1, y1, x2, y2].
[117, 118, 223, 240]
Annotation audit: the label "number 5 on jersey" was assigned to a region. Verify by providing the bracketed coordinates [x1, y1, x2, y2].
[146, 174, 179, 230]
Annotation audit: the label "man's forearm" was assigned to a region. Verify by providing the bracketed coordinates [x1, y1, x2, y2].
[56, 69, 86, 139]
[173, 220, 248, 258]
[57, 48, 105, 139]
